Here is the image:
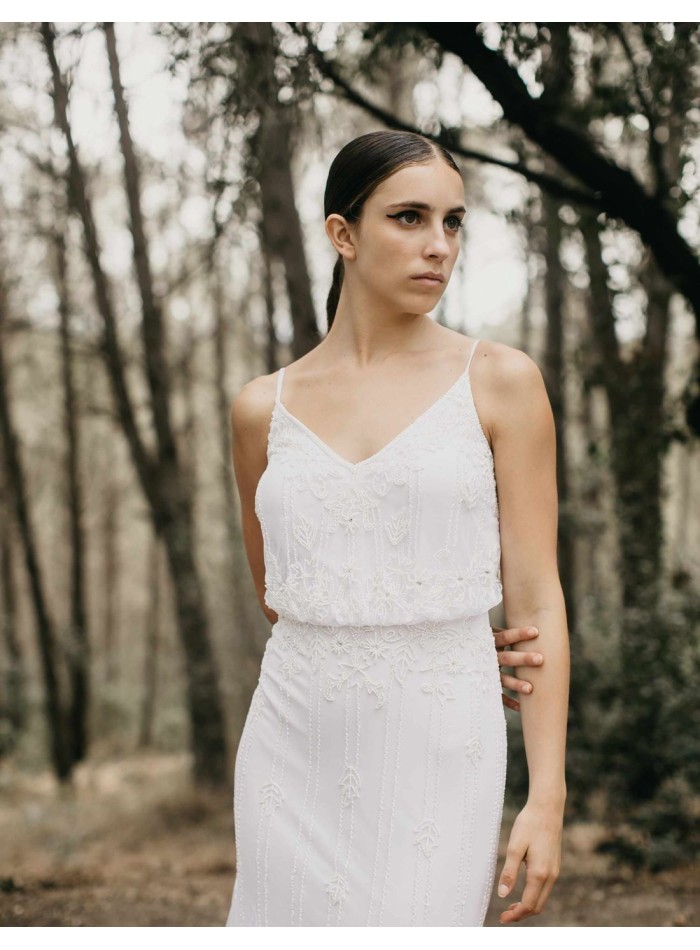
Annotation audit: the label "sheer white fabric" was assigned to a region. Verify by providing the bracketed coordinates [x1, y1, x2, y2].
[227, 338, 507, 927]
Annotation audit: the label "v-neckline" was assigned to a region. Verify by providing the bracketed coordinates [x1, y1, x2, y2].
[275, 354, 474, 471]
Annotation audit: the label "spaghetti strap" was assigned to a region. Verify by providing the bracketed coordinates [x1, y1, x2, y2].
[466, 338, 480, 374]
[275, 366, 286, 404]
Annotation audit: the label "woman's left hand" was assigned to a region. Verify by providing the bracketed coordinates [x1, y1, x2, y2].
[492, 624, 543, 712]
[496, 799, 563, 924]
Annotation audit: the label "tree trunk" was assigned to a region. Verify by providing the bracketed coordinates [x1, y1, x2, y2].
[177, 317, 198, 518]
[259, 225, 278, 374]
[42, 22, 228, 786]
[138, 531, 161, 749]
[102, 468, 120, 686]
[102, 21, 228, 786]
[580, 210, 670, 801]
[0, 268, 73, 780]
[54, 226, 90, 764]
[539, 24, 577, 637]
[518, 207, 538, 355]
[210, 250, 267, 754]
[0, 499, 27, 754]
[243, 22, 319, 359]
[541, 188, 577, 633]
[211, 255, 264, 659]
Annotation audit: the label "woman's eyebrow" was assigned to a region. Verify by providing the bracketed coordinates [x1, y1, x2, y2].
[386, 200, 466, 214]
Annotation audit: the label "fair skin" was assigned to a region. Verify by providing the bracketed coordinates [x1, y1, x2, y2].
[231, 155, 569, 925]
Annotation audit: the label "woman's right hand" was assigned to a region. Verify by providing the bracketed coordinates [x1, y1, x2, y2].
[492, 625, 543, 712]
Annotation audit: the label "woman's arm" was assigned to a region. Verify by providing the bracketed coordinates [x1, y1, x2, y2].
[230, 373, 280, 626]
[483, 343, 570, 922]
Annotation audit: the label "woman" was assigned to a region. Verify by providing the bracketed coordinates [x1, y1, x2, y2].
[227, 130, 569, 926]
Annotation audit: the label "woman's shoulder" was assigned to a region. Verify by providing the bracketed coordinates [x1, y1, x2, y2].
[467, 339, 547, 442]
[230, 369, 280, 438]
[433, 326, 534, 371]
[471, 338, 543, 390]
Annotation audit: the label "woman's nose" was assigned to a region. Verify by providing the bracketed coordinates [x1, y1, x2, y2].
[425, 231, 450, 258]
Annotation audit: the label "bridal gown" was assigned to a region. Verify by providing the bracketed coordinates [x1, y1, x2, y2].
[226, 337, 507, 927]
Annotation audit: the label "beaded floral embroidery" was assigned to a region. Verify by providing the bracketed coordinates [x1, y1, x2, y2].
[255, 366, 502, 628]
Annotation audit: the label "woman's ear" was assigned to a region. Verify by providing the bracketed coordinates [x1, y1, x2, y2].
[325, 213, 357, 263]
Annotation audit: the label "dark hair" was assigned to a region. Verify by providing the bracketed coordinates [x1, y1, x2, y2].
[323, 130, 461, 330]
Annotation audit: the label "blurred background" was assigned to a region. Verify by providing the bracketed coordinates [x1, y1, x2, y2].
[0, 21, 698, 926]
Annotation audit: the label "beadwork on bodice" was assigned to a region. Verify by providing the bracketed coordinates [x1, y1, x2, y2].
[254, 338, 503, 627]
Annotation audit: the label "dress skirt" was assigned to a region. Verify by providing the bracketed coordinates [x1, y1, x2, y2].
[226, 610, 507, 927]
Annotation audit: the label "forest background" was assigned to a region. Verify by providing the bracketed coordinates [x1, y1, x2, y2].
[0, 20, 699, 926]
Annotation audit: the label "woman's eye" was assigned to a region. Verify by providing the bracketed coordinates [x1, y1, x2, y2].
[392, 211, 463, 231]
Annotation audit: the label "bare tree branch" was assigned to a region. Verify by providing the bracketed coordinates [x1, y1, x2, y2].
[289, 22, 603, 210]
[419, 23, 700, 332]
[609, 23, 668, 198]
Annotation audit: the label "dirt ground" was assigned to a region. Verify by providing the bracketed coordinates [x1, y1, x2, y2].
[0, 751, 697, 927]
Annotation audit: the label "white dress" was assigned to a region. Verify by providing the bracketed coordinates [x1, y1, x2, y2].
[226, 337, 507, 927]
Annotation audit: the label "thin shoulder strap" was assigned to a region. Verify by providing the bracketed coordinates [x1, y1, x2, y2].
[466, 338, 480, 374]
[275, 366, 286, 404]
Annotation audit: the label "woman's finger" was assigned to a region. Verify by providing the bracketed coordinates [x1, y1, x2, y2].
[500, 673, 533, 694]
[501, 693, 521, 712]
[493, 626, 539, 650]
[497, 649, 543, 668]
[533, 873, 558, 915]
[500, 870, 545, 923]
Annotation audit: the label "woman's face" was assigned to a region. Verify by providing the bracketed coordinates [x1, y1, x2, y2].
[338, 158, 466, 313]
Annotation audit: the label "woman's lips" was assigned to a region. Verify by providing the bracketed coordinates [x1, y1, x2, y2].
[411, 276, 443, 286]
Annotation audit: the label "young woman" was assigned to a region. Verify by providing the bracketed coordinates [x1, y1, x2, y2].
[227, 130, 569, 927]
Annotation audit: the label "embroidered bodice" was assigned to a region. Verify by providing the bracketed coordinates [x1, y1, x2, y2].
[254, 338, 502, 627]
